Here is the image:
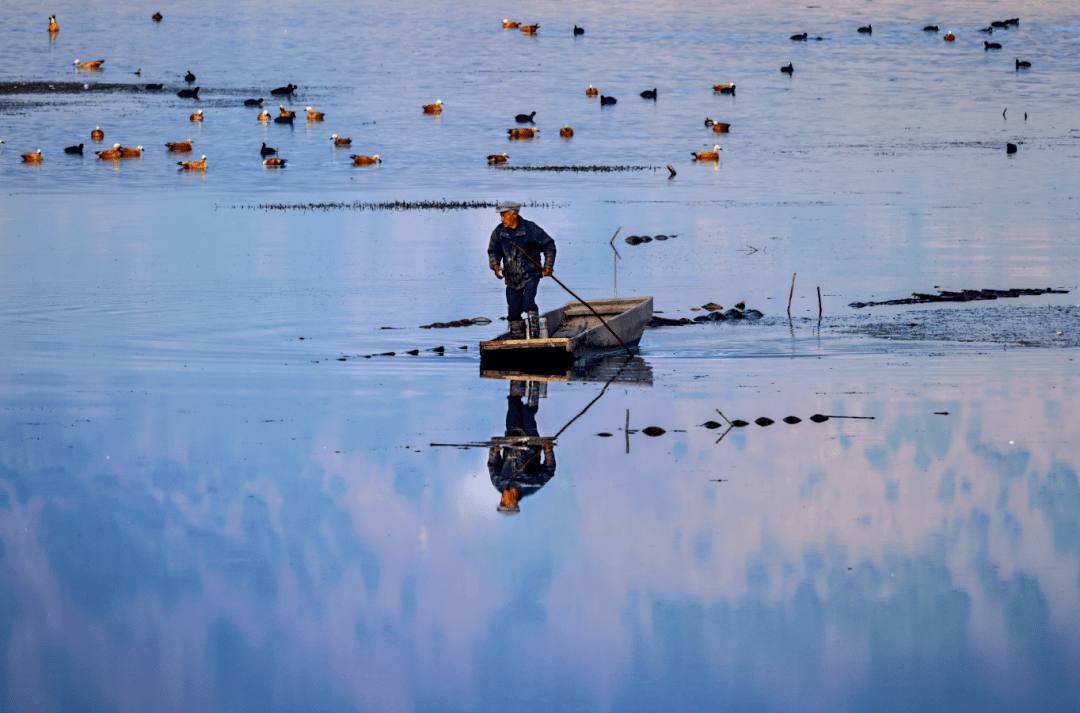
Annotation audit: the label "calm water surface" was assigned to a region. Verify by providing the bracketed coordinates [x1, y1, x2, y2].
[2, 0, 1080, 711]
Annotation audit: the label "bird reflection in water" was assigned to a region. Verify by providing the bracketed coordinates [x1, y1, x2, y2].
[490, 379, 556, 514]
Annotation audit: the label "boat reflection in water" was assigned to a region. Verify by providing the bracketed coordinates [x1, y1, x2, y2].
[481, 355, 653, 513]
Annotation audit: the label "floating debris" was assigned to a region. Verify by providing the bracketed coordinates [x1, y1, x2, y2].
[232, 200, 568, 213]
[810, 414, 829, 422]
[755, 417, 775, 427]
[625, 234, 678, 245]
[597, 432, 613, 437]
[650, 306, 762, 328]
[702, 421, 724, 429]
[420, 317, 491, 329]
[849, 287, 1067, 309]
[702, 302, 723, 311]
[783, 416, 802, 424]
[731, 420, 749, 427]
[642, 426, 666, 437]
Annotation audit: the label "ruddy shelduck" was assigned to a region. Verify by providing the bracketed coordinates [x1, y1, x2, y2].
[96, 144, 123, 160]
[178, 155, 207, 170]
[692, 145, 723, 161]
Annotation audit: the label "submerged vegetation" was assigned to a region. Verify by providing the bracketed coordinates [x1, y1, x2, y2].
[227, 199, 569, 212]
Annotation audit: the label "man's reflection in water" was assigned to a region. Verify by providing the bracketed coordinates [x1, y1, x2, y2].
[489, 380, 556, 514]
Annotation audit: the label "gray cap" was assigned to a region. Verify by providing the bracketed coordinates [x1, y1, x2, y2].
[496, 200, 521, 213]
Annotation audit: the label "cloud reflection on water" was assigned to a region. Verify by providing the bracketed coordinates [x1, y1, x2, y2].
[2, 354, 1079, 710]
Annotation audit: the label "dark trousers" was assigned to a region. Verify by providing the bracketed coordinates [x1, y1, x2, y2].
[506, 277, 539, 321]
[506, 395, 539, 437]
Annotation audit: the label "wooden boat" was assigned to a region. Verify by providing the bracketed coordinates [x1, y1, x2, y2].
[480, 296, 652, 371]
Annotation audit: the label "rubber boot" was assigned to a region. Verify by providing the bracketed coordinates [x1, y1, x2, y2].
[509, 319, 525, 340]
[527, 310, 540, 340]
[526, 380, 540, 409]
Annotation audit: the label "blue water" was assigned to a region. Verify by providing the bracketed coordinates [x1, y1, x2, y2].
[2, 0, 1080, 711]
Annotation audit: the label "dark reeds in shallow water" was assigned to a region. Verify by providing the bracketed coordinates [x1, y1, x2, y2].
[848, 287, 1068, 308]
[234, 200, 568, 212]
[494, 165, 658, 172]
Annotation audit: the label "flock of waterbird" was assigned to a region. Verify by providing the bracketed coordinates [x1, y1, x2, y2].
[9, 14, 1033, 170]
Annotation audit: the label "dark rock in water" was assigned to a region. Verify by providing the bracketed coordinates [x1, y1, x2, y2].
[1007, 143, 1017, 154]
[471, 317, 492, 325]
[654, 235, 668, 240]
[731, 420, 749, 427]
[430, 346, 445, 352]
[810, 414, 829, 423]
[337, 357, 347, 361]
[694, 311, 727, 323]
[783, 416, 802, 424]
[625, 236, 643, 245]
[459, 345, 468, 349]
[597, 432, 613, 437]
[640, 236, 652, 243]
[743, 309, 763, 320]
[724, 308, 746, 320]
[755, 417, 775, 427]
[380, 352, 396, 356]
[407, 349, 419, 355]
[642, 426, 666, 437]
[448, 320, 465, 327]
[702, 421, 723, 429]
[648, 316, 693, 327]
[431, 322, 445, 328]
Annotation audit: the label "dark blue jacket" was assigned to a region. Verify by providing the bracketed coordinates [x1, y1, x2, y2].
[489, 446, 556, 499]
[487, 217, 556, 291]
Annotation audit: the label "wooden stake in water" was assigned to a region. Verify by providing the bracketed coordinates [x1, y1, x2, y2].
[625, 408, 630, 454]
[609, 227, 622, 298]
[817, 286, 822, 317]
[787, 272, 797, 316]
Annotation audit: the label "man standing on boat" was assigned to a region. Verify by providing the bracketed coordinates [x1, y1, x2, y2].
[488, 201, 556, 340]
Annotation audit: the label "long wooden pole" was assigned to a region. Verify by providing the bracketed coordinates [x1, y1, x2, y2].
[512, 243, 634, 357]
[505, 356, 632, 479]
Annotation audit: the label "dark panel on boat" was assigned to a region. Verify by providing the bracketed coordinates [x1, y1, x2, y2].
[479, 345, 576, 374]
